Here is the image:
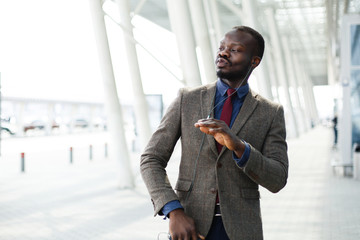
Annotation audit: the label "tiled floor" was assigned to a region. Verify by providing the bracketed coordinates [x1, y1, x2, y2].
[0, 126, 359, 240]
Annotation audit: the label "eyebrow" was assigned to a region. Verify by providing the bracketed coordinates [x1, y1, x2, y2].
[219, 41, 245, 48]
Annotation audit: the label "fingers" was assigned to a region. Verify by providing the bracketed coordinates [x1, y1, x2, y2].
[194, 118, 223, 128]
[169, 210, 199, 240]
[195, 118, 229, 137]
[195, 119, 228, 133]
[198, 234, 206, 240]
[170, 230, 197, 240]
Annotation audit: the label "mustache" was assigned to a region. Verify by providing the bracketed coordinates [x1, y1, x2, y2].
[216, 56, 232, 66]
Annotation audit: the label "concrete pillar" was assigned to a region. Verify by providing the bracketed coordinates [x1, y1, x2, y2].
[264, 7, 298, 138]
[166, 0, 202, 87]
[326, 0, 337, 85]
[46, 103, 55, 135]
[340, 82, 352, 164]
[305, 74, 319, 124]
[188, 0, 217, 84]
[282, 36, 308, 133]
[265, 47, 280, 102]
[220, 0, 244, 22]
[292, 55, 312, 130]
[88, 0, 134, 188]
[69, 104, 78, 134]
[203, 0, 223, 54]
[89, 105, 96, 132]
[242, 0, 273, 101]
[0, 72, 1, 156]
[16, 102, 25, 137]
[115, 0, 152, 150]
[298, 63, 319, 126]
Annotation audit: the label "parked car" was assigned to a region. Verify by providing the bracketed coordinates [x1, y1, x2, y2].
[1, 117, 16, 135]
[74, 119, 88, 128]
[23, 120, 46, 133]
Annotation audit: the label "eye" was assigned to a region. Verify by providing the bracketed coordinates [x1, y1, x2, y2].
[218, 46, 225, 51]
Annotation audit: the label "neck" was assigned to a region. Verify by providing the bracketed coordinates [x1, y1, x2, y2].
[222, 79, 248, 89]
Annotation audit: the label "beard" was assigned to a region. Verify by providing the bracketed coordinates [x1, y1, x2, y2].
[216, 66, 251, 82]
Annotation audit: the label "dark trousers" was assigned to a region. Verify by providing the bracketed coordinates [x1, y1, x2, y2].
[206, 216, 230, 240]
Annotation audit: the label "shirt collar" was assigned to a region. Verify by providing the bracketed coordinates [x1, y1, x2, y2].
[216, 79, 249, 99]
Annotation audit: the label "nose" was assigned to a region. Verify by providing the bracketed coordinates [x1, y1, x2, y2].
[218, 48, 230, 58]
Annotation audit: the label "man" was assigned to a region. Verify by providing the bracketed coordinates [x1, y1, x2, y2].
[141, 26, 288, 240]
[332, 114, 338, 147]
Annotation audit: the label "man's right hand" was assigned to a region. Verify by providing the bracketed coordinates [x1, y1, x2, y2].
[168, 209, 205, 240]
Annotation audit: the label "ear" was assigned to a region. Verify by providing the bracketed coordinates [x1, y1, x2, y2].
[251, 57, 261, 68]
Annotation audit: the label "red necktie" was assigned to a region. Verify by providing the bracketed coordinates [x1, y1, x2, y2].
[215, 88, 236, 205]
[216, 88, 236, 153]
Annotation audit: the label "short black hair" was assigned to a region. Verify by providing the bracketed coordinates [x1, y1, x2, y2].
[232, 26, 265, 58]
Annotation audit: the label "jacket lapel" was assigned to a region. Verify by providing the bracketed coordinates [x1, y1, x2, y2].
[217, 89, 258, 158]
[201, 85, 259, 158]
[231, 89, 259, 136]
[200, 83, 218, 156]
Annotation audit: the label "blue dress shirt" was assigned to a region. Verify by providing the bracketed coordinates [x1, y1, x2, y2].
[161, 80, 251, 218]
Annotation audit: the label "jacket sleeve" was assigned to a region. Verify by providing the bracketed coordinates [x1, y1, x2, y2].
[140, 89, 183, 216]
[241, 105, 289, 193]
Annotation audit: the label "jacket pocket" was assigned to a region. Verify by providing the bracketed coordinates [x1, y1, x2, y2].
[241, 189, 260, 199]
[175, 179, 192, 192]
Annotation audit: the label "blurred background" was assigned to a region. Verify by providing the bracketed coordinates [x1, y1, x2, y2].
[0, 0, 359, 239]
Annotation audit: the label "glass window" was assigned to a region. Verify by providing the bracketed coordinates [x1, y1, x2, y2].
[351, 69, 360, 145]
[351, 24, 360, 66]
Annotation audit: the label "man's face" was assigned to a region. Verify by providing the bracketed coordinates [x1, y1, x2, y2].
[215, 30, 256, 82]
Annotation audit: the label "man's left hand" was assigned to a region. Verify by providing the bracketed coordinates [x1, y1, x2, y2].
[194, 118, 245, 155]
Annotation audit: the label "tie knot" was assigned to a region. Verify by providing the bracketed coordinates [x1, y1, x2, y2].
[227, 88, 236, 97]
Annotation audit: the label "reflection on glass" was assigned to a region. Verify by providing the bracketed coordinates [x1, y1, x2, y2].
[351, 24, 360, 66]
[351, 69, 360, 145]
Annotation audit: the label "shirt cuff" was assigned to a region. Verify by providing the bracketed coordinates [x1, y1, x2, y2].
[232, 140, 251, 167]
[160, 200, 183, 219]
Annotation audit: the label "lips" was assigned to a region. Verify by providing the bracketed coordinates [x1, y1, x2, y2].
[216, 58, 230, 68]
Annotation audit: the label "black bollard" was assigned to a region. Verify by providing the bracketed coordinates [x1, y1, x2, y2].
[21, 152, 25, 173]
[70, 147, 73, 164]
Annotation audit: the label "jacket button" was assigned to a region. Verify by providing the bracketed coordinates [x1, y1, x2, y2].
[210, 188, 217, 194]
[217, 163, 222, 168]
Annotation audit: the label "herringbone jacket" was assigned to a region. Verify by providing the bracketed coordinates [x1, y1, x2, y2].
[140, 82, 289, 239]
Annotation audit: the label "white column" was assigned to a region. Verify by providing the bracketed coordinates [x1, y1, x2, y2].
[16, 102, 25, 137]
[265, 7, 298, 138]
[89, 105, 96, 132]
[326, 0, 337, 85]
[115, 0, 152, 150]
[340, 83, 352, 164]
[339, 15, 360, 165]
[69, 104, 78, 134]
[88, 0, 134, 188]
[282, 36, 307, 133]
[299, 65, 319, 126]
[292, 55, 312, 130]
[188, 0, 217, 84]
[0, 72, 1, 156]
[46, 103, 55, 135]
[305, 74, 319, 124]
[265, 47, 280, 102]
[204, 0, 223, 53]
[166, 0, 202, 87]
[242, 0, 273, 100]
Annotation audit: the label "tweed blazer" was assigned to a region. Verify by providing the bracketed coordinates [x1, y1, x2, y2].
[140, 82, 288, 240]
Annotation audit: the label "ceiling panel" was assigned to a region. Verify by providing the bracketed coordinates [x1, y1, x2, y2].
[127, 0, 360, 86]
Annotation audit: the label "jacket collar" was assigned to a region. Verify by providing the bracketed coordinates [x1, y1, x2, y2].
[200, 84, 259, 157]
